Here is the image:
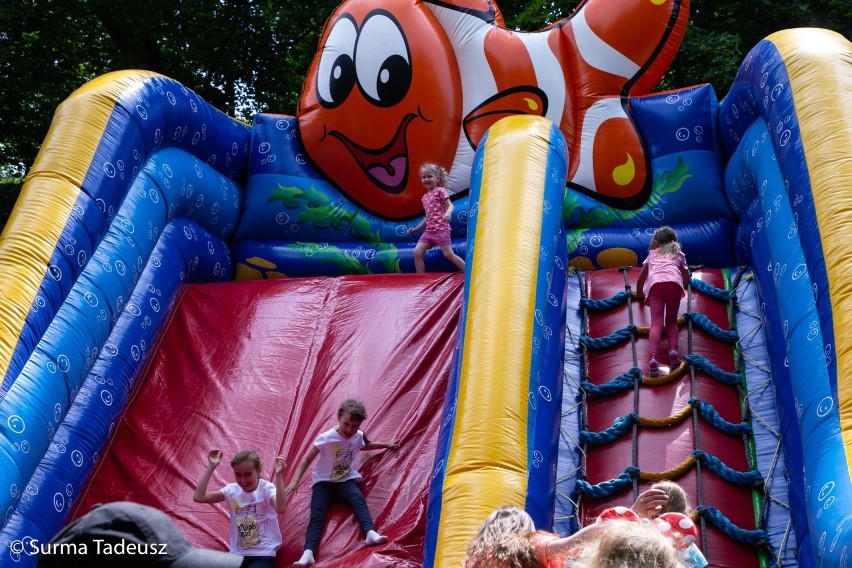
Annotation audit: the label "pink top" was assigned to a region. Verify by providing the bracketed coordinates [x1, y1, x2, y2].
[422, 186, 451, 233]
[642, 248, 687, 298]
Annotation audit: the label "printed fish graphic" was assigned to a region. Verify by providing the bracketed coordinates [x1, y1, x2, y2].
[298, 0, 689, 219]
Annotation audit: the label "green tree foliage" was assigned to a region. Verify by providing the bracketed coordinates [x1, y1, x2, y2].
[0, 0, 338, 174]
[498, 0, 570, 29]
[664, 0, 852, 94]
[0, 1, 115, 174]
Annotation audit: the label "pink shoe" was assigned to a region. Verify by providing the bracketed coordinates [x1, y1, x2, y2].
[648, 359, 659, 378]
[668, 350, 681, 367]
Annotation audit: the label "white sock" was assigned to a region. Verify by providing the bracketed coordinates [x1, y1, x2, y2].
[365, 529, 387, 546]
[294, 549, 315, 566]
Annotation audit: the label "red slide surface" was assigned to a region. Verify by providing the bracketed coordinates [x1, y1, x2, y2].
[74, 273, 463, 567]
[581, 268, 760, 568]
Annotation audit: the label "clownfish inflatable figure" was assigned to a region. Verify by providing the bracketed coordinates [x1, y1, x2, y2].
[298, 0, 689, 219]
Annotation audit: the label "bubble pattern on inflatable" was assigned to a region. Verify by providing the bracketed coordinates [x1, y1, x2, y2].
[0, 72, 248, 562]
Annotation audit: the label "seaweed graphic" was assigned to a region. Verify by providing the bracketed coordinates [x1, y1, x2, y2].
[373, 243, 402, 274]
[268, 184, 401, 273]
[289, 242, 370, 274]
[564, 158, 691, 254]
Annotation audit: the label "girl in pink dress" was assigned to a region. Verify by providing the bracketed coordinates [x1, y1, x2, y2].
[635, 226, 690, 378]
[408, 163, 466, 274]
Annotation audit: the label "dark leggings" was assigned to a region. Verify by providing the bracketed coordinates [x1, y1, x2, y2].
[304, 479, 375, 554]
[240, 556, 276, 568]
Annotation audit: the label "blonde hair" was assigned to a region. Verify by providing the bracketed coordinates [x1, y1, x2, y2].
[651, 480, 691, 515]
[462, 506, 540, 568]
[652, 226, 681, 257]
[420, 162, 448, 187]
[573, 520, 683, 568]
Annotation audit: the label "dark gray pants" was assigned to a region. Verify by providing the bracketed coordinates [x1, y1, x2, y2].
[304, 479, 375, 554]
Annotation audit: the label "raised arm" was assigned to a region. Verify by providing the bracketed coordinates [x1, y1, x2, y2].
[193, 449, 226, 504]
[630, 487, 670, 518]
[284, 446, 319, 495]
[271, 455, 289, 513]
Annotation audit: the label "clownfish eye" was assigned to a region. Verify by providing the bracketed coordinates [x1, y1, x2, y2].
[355, 11, 411, 107]
[316, 15, 358, 108]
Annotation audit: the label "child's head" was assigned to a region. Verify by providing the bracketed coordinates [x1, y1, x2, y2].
[419, 162, 448, 188]
[651, 480, 691, 515]
[462, 506, 540, 568]
[651, 226, 681, 257]
[573, 520, 683, 568]
[337, 399, 367, 438]
[230, 449, 262, 492]
[462, 533, 542, 568]
[338, 398, 367, 421]
[474, 505, 536, 537]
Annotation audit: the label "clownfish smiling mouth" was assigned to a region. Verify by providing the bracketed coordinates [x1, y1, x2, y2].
[328, 111, 425, 194]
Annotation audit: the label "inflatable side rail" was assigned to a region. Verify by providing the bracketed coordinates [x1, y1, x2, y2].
[735, 270, 799, 566]
[0, 151, 241, 541]
[0, 72, 249, 548]
[0, 71, 249, 392]
[721, 29, 852, 567]
[0, 218, 233, 566]
[424, 116, 568, 567]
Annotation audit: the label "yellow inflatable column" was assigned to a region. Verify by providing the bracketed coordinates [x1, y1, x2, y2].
[770, 29, 852, 470]
[435, 115, 566, 565]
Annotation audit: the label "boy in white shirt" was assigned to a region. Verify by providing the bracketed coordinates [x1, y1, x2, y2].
[286, 399, 400, 566]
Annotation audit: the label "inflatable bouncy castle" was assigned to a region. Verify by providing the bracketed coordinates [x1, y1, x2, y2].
[1, 0, 851, 566]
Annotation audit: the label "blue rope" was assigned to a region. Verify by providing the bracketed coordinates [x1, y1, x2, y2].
[581, 368, 642, 397]
[684, 354, 741, 386]
[690, 398, 752, 436]
[579, 325, 637, 351]
[581, 413, 638, 445]
[580, 291, 632, 311]
[690, 278, 733, 301]
[684, 312, 738, 343]
[575, 466, 640, 498]
[698, 506, 769, 546]
[692, 450, 764, 486]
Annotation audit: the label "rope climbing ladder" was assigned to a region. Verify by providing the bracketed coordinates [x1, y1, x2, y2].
[573, 267, 770, 568]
